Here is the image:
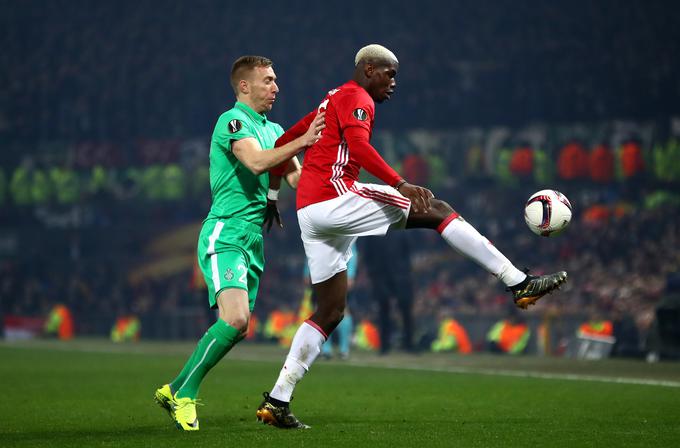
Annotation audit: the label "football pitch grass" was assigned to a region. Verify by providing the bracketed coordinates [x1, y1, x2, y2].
[3, 340, 680, 447]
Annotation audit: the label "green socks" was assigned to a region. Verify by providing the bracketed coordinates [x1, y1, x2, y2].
[171, 319, 241, 399]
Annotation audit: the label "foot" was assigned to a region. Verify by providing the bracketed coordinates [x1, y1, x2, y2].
[511, 271, 568, 309]
[172, 394, 200, 431]
[256, 392, 310, 429]
[154, 384, 174, 420]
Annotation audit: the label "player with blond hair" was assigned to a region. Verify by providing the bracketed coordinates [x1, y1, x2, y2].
[256, 44, 567, 429]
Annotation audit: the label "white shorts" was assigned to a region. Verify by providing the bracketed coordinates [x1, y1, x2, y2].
[298, 182, 411, 284]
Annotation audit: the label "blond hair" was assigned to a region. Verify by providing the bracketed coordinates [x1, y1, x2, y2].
[354, 44, 398, 66]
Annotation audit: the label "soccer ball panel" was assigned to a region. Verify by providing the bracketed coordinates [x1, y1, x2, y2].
[524, 189, 572, 237]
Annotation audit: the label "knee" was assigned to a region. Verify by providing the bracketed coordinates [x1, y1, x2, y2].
[220, 313, 249, 334]
[431, 199, 455, 217]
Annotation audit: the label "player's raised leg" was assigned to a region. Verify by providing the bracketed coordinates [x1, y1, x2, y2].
[405, 196, 567, 308]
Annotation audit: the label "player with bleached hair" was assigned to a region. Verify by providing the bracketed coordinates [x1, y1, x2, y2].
[256, 44, 567, 429]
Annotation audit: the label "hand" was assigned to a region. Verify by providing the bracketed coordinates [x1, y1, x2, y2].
[301, 111, 325, 146]
[397, 182, 434, 213]
[263, 199, 283, 232]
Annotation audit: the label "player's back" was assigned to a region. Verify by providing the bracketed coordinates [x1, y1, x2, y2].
[297, 81, 375, 210]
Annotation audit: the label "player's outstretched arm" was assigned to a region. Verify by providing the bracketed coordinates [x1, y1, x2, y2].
[344, 125, 433, 213]
[233, 112, 324, 175]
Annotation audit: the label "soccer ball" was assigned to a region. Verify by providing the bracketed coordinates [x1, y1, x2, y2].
[524, 189, 572, 237]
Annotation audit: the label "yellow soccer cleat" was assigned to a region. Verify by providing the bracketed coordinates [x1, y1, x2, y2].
[172, 395, 200, 431]
[154, 384, 174, 420]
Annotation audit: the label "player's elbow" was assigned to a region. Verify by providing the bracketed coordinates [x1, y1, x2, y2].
[243, 159, 267, 176]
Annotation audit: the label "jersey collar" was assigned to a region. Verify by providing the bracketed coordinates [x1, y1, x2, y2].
[235, 102, 267, 124]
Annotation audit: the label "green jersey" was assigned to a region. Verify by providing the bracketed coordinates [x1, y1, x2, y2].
[206, 101, 284, 225]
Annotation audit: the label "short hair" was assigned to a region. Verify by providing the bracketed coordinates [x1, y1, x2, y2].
[354, 44, 398, 67]
[230, 55, 273, 94]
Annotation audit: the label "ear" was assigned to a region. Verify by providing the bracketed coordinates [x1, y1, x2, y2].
[239, 79, 249, 95]
[363, 63, 375, 78]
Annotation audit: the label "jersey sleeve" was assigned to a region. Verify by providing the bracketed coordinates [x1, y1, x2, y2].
[274, 110, 315, 148]
[213, 112, 257, 152]
[335, 94, 374, 132]
[270, 110, 316, 177]
[344, 125, 402, 187]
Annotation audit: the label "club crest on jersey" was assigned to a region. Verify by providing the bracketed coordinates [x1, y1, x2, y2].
[228, 119, 242, 133]
[353, 108, 368, 121]
[224, 268, 234, 281]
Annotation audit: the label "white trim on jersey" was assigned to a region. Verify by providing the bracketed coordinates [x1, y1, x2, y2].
[330, 140, 350, 196]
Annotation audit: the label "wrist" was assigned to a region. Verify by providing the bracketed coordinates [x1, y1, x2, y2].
[267, 188, 279, 201]
[393, 179, 407, 191]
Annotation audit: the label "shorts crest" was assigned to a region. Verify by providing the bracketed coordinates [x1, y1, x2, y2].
[224, 268, 234, 281]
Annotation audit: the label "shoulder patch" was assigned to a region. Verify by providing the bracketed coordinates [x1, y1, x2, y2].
[228, 119, 242, 133]
[353, 108, 368, 121]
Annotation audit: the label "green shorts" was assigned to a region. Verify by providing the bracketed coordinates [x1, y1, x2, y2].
[197, 217, 264, 311]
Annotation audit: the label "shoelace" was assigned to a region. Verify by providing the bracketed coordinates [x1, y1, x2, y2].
[174, 398, 203, 411]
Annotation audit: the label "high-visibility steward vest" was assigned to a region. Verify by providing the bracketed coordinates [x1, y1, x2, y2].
[487, 320, 530, 354]
[111, 316, 141, 342]
[44, 304, 74, 340]
[577, 320, 613, 338]
[264, 310, 297, 346]
[354, 320, 380, 351]
[431, 318, 472, 354]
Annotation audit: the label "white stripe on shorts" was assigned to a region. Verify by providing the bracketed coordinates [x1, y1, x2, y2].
[208, 221, 225, 292]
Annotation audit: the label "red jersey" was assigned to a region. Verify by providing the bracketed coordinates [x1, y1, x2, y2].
[275, 80, 402, 210]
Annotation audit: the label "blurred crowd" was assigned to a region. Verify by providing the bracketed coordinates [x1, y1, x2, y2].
[2, 1, 679, 143]
[2, 147, 678, 352]
[3, 1, 680, 355]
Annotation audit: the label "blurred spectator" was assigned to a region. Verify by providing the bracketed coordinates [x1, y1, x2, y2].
[558, 141, 589, 181]
[363, 233, 415, 354]
[589, 144, 615, 184]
